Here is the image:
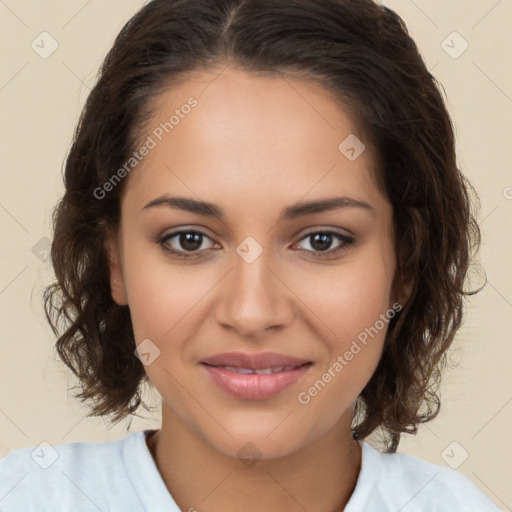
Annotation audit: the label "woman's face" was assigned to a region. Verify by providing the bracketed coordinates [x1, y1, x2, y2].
[108, 67, 400, 459]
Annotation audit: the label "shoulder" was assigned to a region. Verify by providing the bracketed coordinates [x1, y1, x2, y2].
[0, 431, 143, 511]
[345, 440, 503, 512]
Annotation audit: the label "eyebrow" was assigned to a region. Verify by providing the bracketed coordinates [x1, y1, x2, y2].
[142, 195, 374, 221]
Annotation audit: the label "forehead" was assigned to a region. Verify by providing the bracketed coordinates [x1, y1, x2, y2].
[123, 67, 385, 213]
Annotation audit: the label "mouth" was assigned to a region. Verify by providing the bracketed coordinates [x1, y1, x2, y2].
[200, 352, 313, 400]
[200, 351, 312, 369]
[202, 364, 309, 375]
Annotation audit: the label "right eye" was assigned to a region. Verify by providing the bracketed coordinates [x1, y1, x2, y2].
[158, 229, 219, 259]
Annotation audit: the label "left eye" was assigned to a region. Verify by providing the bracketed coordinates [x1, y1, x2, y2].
[294, 231, 352, 255]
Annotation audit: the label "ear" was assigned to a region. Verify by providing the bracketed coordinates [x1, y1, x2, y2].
[105, 230, 128, 306]
[396, 270, 414, 309]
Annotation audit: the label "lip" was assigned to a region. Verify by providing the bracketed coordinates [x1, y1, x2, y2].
[201, 351, 311, 369]
[200, 351, 313, 400]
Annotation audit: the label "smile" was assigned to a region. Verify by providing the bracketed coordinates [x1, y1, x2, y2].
[199, 353, 313, 400]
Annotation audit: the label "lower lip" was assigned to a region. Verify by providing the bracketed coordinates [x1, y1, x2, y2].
[200, 363, 312, 400]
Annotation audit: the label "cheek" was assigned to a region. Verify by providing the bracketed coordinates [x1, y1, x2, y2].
[121, 245, 210, 343]
[295, 266, 392, 428]
[336, 273, 391, 339]
[291, 250, 394, 403]
[294, 257, 394, 343]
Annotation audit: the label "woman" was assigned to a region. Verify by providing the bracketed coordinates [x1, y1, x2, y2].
[0, 0, 501, 510]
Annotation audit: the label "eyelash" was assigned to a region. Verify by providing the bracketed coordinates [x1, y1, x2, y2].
[157, 229, 355, 260]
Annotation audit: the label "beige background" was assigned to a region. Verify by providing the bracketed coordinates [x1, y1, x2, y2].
[0, 0, 511, 509]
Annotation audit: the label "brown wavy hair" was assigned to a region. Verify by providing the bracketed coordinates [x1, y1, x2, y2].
[43, 0, 482, 453]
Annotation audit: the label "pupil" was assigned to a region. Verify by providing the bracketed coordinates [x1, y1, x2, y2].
[180, 232, 202, 251]
[311, 233, 332, 251]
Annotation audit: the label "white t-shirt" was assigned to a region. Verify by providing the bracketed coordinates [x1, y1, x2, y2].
[0, 429, 502, 511]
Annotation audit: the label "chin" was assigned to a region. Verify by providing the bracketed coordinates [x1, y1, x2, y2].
[210, 431, 307, 463]
[198, 412, 323, 463]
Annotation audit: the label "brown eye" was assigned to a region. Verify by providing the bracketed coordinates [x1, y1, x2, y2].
[177, 232, 203, 251]
[295, 231, 354, 259]
[158, 230, 217, 259]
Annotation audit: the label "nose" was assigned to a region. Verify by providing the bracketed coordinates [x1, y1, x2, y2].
[213, 247, 295, 338]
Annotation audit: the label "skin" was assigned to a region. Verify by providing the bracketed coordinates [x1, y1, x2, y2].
[107, 66, 408, 512]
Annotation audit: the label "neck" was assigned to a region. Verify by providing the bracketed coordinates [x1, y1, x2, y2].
[146, 404, 362, 512]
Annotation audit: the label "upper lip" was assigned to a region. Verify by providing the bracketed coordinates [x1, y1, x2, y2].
[200, 351, 312, 370]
